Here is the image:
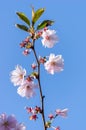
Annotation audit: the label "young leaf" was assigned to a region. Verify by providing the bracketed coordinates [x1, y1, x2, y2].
[37, 20, 54, 30]
[15, 24, 29, 32]
[16, 12, 30, 26]
[32, 7, 35, 21]
[30, 72, 38, 79]
[32, 8, 45, 25]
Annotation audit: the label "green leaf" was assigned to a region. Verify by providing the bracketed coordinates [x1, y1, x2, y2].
[15, 24, 29, 32]
[16, 12, 30, 26]
[37, 20, 54, 30]
[32, 7, 35, 21]
[32, 8, 45, 25]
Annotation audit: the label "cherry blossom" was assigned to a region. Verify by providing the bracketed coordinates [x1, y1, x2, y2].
[17, 80, 37, 98]
[41, 29, 58, 48]
[44, 53, 64, 74]
[55, 108, 68, 117]
[10, 65, 26, 86]
[0, 113, 17, 130]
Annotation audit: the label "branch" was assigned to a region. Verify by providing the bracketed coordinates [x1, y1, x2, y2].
[32, 39, 47, 130]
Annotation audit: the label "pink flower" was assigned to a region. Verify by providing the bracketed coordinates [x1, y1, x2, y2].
[10, 65, 26, 86]
[39, 56, 46, 64]
[41, 29, 58, 48]
[14, 123, 26, 130]
[17, 80, 37, 98]
[20, 42, 26, 48]
[0, 113, 17, 130]
[44, 54, 64, 75]
[55, 108, 68, 117]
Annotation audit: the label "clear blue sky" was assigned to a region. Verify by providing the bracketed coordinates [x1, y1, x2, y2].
[0, 0, 86, 130]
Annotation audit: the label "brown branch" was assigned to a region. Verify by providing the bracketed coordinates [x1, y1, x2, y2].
[32, 39, 47, 130]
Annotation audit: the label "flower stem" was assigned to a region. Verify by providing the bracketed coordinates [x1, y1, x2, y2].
[32, 39, 47, 130]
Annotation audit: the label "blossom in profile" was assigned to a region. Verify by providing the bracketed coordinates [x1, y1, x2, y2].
[17, 80, 37, 98]
[0, 113, 17, 130]
[14, 123, 26, 130]
[41, 29, 58, 48]
[10, 65, 26, 86]
[44, 54, 64, 75]
[55, 108, 68, 117]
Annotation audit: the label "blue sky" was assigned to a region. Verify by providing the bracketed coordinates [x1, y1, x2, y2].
[0, 0, 86, 130]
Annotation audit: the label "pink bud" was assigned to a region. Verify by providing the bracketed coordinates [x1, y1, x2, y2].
[39, 56, 46, 64]
[29, 115, 38, 120]
[37, 31, 43, 37]
[48, 114, 54, 120]
[44, 27, 48, 31]
[31, 63, 37, 70]
[23, 49, 29, 56]
[20, 42, 26, 48]
[35, 106, 42, 113]
[26, 107, 33, 113]
[24, 37, 30, 43]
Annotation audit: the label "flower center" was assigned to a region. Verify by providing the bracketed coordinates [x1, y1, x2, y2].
[27, 85, 30, 89]
[19, 74, 23, 79]
[51, 61, 56, 66]
[3, 121, 9, 127]
[45, 36, 50, 40]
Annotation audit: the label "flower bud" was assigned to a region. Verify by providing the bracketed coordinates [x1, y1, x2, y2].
[23, 49, 29, 56]
[29, 115, 38, 120]
[48, 114, 54, 120]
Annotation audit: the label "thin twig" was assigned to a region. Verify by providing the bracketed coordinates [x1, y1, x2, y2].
[32, 39, 47, 130]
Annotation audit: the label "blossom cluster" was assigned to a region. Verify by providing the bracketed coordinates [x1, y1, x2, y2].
[0, 113, 26, 130]
[20, 28, 64, 75]
[25, 106, 42, 120]
[25, 106, 68, 130]
[10, 65, 38, 99]
[10, 28, 64, 98]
